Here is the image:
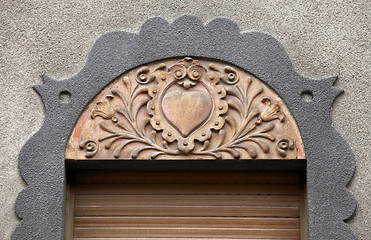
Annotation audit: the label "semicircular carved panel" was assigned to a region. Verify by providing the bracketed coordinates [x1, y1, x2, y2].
[66, 57, 305, 160]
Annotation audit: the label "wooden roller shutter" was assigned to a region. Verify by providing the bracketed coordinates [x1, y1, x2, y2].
[68, 171, 305, 239]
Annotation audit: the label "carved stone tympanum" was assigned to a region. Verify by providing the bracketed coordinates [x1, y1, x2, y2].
[66, 57, 305, 160]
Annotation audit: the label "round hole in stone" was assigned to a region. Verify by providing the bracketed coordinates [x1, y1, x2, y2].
[59, 90, 71, 103]
[301, 90, 313, 102]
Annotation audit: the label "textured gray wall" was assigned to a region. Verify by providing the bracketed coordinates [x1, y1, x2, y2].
[0, 0, 369, 239]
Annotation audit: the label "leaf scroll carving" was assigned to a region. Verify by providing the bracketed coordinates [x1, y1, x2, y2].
[67, 57, 305, 160]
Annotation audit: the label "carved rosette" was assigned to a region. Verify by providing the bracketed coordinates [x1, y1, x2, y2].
[66, 57, 305, 160]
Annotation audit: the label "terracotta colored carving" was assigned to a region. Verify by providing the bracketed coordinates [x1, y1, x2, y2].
[66, 58, 305, 160]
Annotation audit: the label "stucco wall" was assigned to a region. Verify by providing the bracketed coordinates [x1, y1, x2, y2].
[0, 1, 369, 239]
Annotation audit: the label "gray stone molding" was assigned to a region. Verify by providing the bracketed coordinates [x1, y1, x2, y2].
[13, 15, 356, 239]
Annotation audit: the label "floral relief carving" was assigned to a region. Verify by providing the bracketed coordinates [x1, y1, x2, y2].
[67, 57, 304, 160]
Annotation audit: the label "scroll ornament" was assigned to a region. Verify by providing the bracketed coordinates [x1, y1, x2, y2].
[68, 58, 303, 160]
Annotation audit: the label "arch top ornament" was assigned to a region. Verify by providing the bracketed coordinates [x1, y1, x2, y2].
[66, 57, 305, 160]
[13, 16, 356, 240]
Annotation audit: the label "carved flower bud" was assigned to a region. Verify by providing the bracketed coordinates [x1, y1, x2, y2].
[91, 95, 115, 119]
[260, 97, 285, 122]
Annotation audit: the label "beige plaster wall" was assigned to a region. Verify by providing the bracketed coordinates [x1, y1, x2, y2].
[0, 0, 369, 239]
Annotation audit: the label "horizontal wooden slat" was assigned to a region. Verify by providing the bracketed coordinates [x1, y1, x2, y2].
[74, 238, 299, 240]
[75, 172, 301, 184]
[73, 227, 300, 239]
[75, 183, 300, 195]
[73, 237, 300, 240]
[75, 194, 300, 207]
[75, 205, 299, 217]
[74, 216, 300, 229]
[74, 239, 295, 240]
[74, 237, 300, 240]
[74, 239, 294, 240]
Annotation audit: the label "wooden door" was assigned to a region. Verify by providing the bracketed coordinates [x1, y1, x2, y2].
[67, 171, 306, 239]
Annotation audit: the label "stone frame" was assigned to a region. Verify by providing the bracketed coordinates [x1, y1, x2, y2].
[13, 15, 356, 239]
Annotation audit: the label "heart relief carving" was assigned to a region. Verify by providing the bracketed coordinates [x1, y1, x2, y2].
[162, 88, 212, 137]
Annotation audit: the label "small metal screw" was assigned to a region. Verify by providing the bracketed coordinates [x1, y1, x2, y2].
[175, 70, 183, 78]
[111, 116, 118, 123]
[228, 73, 235, 80]
[139, 74, 147, 81]
[255, 118, 262, 125]
[192, 70, 200, 78]
[281, 142, 288, 149]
